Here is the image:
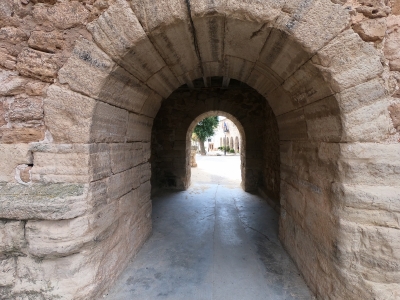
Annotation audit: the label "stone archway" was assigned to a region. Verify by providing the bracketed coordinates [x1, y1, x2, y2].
[0, 0, 399, 299]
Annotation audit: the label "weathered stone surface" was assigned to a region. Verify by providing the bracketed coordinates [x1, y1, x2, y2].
[0, 70, 29, 96]
[0, 221, 25, 259]
[26, 202, 118, 258]
[0, 257, 16, 287]
[336, 78, 386, 113]
[384, 16, 400, 71]
[0, 127, 45, 144]
[87, 0, 166, 82]
[275, 0, 350, 53]
[140, 92, 163, 118]
[28, 30, 64, 53]
[110, 143, 144, 174]
[127, 113, 153, 142]
[353, 18, 386, 42]
[16, 48, 59, 82]
[6, 96, 43, 124]
[338, 143, 400, 186]
[0, 26, 27, 44]
[0, 48, 16, 70]
[342, 98, 392, 142]
[313, 30, 383, 92]
[389, 103, 400, 131]
[0, 183, 88, 220]
[32, 1, 89, 30]
[109, 166, 141, 201]
[30, 143, 111, 183]
[356, 0, 391, 18]
[59, 39, 153, 113]
[0, 70, 51, 97]
[0, 144, 31, 183]
[0, 221, 25, 258]
[44, 85, 97, 143]
[91, 102, 128, 143]
[0, 100, 6, 126]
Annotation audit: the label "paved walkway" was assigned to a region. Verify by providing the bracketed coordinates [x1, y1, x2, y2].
[104, 155, 313, 300]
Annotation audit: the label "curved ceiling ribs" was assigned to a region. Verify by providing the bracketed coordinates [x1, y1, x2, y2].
[57, 0, 385, 144]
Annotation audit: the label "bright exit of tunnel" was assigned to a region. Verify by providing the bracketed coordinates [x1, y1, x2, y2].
[4, 0, 396, 299]
[150, 78, 280, 204]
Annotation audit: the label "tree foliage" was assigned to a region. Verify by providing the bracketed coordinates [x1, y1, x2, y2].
[193, 116, 219, 142]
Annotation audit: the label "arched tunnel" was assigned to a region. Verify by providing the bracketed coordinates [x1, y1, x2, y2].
[0, 0, 399, 299]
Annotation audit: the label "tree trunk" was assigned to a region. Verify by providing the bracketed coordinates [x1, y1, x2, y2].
[199, 140, 206, 155]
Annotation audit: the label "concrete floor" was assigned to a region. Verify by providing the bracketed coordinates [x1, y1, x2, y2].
[104, 155, 313, 300]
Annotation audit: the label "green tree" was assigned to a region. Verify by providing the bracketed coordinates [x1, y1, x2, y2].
[193, 116, 219, 155]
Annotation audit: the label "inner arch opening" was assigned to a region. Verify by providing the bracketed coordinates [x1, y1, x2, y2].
[187, 112, 246, 187]
[150, 79, 280, 207]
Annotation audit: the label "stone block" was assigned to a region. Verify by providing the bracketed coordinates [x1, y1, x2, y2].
[224, 18, 271, 63]
[282, 61, 334, 108]
[333, 184, 400, 213]
[257, 29, 311, 81]
[0, 48, 16, 70]
[87, 0, 165, 82]
[30, 143, 111, 183]
[0, 100, 6, 126]
[0, 70, 29, 96]
[16, 48, 59, 83]
[110, 143, 143, 174]
[313, 30, 383, 92]
[276, 109, 308, 141]
[28, 30, 64, 53]
[338, 143, 400, 186]
[274, 0, 350, 53]
[384, 16, 400, 71]
[336, 78, 386, 114]
[224, 56, 253, 83]
[0, 26, 27, 44]
[191, 14, 224, 71]
[0, 221, 25, 258]
[91, 102, 128, 143]
[146, 67, 180, 99]
[26, 202, 118, 258]
[60, 38, 154, 114]
[0, 183, 88, 220]
[15, 253, 100, 299]
[140, 92, 163, 118]
[0, 258, 16, 287]
[389, 103, 400, 131]
[353, 18, 386, 42]
[58, 38, 115, 98]
[341, 98, 392, 142]
[126, 113, 153, 142]
[139, 163, 151, 184]
[304, 96, 342, 142]
[0, 144, 31, 183]
[108, 167, 140, 201]
[6, 96, 43, 124]
[44, 85, 97, 143]
[32, 1, 89, 30]
[0, 127, 45, 144]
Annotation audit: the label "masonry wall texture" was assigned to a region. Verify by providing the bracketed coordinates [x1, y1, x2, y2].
[0, 0, 399, 299]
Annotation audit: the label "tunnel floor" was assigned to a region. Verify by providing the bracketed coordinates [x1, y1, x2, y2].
[104, 156, 313, 300]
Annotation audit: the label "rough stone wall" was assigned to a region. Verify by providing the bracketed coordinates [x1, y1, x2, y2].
[0, 1, 153, 299]
[151, 87, 279, 195]
[0, 0, 398, 299]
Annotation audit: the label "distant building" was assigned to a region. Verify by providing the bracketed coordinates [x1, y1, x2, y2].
[206, 117, 241, 153]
